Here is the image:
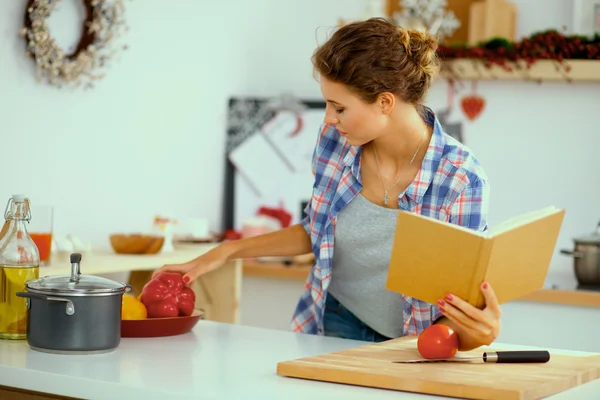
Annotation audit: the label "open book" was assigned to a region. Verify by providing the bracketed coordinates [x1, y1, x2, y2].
[385, 206, 565, 309]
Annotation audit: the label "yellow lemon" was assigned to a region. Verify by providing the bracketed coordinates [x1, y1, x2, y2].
[121, 294, 147, 320]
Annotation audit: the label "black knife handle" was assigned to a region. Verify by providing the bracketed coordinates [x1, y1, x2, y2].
[483, 351, 550, 363]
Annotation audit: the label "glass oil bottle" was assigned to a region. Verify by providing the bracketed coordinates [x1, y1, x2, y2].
[0, 195, 40, 339]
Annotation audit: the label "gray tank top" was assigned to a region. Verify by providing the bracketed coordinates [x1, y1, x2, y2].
[328, 193, 404, 339]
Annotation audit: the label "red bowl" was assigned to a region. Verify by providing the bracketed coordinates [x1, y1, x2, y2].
[121, 309, 204, 338]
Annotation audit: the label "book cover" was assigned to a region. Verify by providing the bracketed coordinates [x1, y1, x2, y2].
[385, 207, 566, 308]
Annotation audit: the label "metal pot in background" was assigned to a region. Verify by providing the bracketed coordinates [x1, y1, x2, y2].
[16, 253, 131, 355]
[560, 222, 600, 286]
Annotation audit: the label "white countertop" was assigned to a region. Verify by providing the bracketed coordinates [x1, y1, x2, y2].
[41, 244, 216, 276]
[1, 321, 599, 400]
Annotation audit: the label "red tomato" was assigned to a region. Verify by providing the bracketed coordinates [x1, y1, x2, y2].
[417, 324, 459, 359]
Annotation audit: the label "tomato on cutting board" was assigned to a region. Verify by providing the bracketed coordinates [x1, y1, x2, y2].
[417, 324, 459, 359]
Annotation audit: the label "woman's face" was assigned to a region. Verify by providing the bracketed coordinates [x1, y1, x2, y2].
[319, 75, 391, 146]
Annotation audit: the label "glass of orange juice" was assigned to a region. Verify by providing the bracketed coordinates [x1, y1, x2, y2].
[28, 205, 53, 266]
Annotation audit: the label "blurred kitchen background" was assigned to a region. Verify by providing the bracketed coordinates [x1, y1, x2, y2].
[1, 0, 599, 350]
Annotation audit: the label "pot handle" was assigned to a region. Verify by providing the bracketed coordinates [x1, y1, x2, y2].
[560, 249, 583, 258]
[16, 292, 75, 316]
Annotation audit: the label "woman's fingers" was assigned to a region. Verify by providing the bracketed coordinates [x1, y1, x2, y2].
[182, 262, 212, 283]
[152, 261, 194, 279]
[435, 283, 502, 347]
[439, 301, 479, 331]
[442, 294, 486, 322]
[151, 249, 227, 284]
[441, 303, 494, 344]
[480, 282, 501, 316]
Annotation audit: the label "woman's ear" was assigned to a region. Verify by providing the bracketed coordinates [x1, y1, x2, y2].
[379, 92, 395, 115]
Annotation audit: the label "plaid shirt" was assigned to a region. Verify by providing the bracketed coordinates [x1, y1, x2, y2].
[291, 108, 490, 337]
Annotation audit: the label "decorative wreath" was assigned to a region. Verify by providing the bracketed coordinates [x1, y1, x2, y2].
[20, 0, 127, 88]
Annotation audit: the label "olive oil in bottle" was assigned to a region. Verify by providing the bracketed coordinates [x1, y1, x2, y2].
[0, 195, 40, 340]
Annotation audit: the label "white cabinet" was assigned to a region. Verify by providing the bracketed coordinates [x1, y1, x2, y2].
[497, 301, 600, 353]
[240, 276, 305, 331]
[240, 275, 600, 352]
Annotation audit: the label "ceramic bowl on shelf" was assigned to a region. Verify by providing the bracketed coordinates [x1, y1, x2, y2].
[109, 234, 164, 255]
[121, 309, 204, 338]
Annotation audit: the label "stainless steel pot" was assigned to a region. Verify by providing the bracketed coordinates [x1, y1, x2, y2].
[560, 222, 600, 286]
[16, 252, 131, 355]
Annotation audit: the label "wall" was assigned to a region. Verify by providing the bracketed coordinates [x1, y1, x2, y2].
[0, 0, 366, 248]
[2, 1, 596, 280]
[1, 0, 599, 343]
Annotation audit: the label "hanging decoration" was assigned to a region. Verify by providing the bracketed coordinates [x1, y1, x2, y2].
[436, 80, 464, 142]
[20, 0, 127, 89]
[392, 0, 461, 42]
[460, 81, 486, 121]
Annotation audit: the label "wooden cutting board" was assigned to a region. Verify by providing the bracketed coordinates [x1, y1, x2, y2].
[276, 337, 600, 400]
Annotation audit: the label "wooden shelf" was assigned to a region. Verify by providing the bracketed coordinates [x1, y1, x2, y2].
[439, 59, 600, 82]
[517, 288, 600, 308]
[242, 261, 600, 309]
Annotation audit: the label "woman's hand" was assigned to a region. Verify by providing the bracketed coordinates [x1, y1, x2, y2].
[437, 282, 501, 350]
[151, 245, 230, 284]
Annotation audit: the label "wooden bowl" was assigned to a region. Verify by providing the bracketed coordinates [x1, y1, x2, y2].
[109, 234, 165, 254]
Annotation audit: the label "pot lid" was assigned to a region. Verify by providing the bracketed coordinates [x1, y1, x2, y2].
[26, 273, 126, 294]
[574, 222, 600, 245]
[25, 253, 127, 295]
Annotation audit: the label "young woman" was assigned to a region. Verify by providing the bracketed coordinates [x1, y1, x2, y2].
[154, 18, 501, 350]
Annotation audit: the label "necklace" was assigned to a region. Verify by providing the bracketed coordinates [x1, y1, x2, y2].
[372, 129, 426, 205]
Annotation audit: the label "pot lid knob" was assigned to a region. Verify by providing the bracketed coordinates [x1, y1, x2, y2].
[70, 252, 82, 283]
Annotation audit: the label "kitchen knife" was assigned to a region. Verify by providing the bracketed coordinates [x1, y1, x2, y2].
[393, 350, 551, 364]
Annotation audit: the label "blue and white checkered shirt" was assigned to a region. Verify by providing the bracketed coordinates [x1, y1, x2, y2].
[291, 107, 490, 337]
